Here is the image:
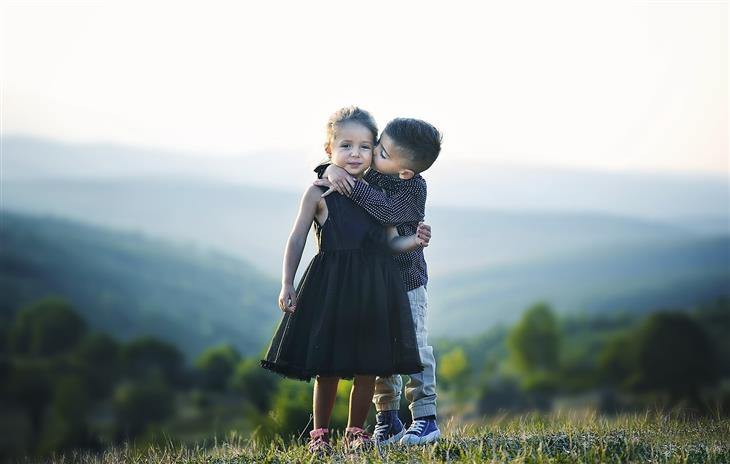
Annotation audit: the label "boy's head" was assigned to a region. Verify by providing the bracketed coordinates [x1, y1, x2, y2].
[373, 118, 442, 179]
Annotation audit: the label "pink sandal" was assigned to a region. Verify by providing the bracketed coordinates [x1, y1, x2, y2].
[308, 428, 332, 455]
[345, 426, 374, 452]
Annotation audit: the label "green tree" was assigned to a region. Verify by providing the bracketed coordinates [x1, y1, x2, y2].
[270, 379, 313, 439]
[440, 347, 469, 385]
[113, 380, 175, 439]
[507, 302, 561, 391]
[74, 333, 122, 398]
[122, 336, 184, 387]
[230, 358, 278, 412]
[6, 362, 54, 449]
[631, 312, 718, 403]
[9, 297, 86, 356]
[196, 344, 241, 391]
[39, 376, 96, 454]
[597, 331, 635, 387]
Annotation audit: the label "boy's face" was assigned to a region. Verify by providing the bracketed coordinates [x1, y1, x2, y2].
[372, 133, 412, 178]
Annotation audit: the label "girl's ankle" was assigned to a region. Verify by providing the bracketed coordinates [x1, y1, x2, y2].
[310, 428, 329, 440]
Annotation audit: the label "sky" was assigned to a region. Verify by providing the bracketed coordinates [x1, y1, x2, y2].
[1, 0, 728, 175]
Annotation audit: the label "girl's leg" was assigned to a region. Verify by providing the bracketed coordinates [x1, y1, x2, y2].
[348, 375, 376, 428]
[313, 376, 339, 430]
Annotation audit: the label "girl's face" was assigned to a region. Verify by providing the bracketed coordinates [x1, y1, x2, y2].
[327, 122, 374, 178]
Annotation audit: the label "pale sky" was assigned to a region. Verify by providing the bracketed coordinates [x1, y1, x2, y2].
[1, 0, 728, 174]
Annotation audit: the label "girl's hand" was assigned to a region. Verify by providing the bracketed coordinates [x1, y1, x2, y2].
[278, 284, 297, 314]
[416, 222, 432, 247]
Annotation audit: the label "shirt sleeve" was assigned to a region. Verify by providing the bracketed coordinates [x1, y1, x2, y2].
[349, 176, 426, 226]
[363, 169, 399, 190]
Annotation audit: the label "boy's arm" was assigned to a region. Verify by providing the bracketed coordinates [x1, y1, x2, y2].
[386, 222, 432, 253]
[350, 176, 426, 226]
[315, 163, 357, 197]
[363, 169, 398, 191]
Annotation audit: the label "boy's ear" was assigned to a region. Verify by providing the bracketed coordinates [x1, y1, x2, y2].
[398, 169, 415, 180]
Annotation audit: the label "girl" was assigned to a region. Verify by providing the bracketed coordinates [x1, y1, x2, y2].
[261, 107, 426, 454]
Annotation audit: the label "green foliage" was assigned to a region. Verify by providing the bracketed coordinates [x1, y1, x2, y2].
[598, 331, 635, 387]
[439, 347, 469, 387]
[39, 375, 96, 454]
[122, 336, 185, 387]
[113, 380, 175, 439]
[631, 312, 718, 400]
[270, 380, 312, 439]
[9, 297, 87, 356]
[74, 333, 121, 398]
[230, 358, 278, 412]
[507, 303, 561, 392]
[6, 361, 54, 445]
[195, 344, 241, 391]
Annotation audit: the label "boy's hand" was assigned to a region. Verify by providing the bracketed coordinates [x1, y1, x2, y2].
[416, 222, 432, 247]
[278, 284, 297, 314]
[315, 164, 355, 197]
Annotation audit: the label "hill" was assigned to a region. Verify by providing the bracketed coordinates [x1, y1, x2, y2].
[0, 212, 280, 359]
[429, 236, 730, 336]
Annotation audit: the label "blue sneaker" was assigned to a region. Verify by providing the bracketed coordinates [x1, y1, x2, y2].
[373, 410, 405, 445]
[399, 418, 441, 445]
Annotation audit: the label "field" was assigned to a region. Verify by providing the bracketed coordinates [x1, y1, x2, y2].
[34, 413, 730, 464]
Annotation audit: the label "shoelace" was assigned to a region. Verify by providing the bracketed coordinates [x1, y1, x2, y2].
[373, 422, 390, 438]
[407, 419, 427, 434]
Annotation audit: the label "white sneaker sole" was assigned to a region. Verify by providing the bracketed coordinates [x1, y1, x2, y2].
[399, 429, 441, 445]
[375, 428, 406, 446]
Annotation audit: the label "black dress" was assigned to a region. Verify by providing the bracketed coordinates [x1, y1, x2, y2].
[261, 189, 423, 381]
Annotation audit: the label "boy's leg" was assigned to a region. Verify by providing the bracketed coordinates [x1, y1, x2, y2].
[373, 374, 402, 412]
[401, 286, 439, 444]
[372, 374, 405, 444]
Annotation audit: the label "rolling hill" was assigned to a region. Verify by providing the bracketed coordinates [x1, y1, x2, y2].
[0, 212, 280, 359]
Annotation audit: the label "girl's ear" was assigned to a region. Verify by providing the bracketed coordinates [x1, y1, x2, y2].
[324, 143, 332, 155]
[398, 169, 415, 180]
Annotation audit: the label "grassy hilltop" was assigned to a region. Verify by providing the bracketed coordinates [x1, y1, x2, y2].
[36, 413, 730, 464]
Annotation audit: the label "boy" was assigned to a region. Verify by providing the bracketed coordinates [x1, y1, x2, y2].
[314, 117, 442, 445]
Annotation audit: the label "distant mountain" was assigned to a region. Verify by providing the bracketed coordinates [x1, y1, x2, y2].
[0, 212, 280, 359]
[4, 135, 729, 229]
[2, 178, 710, 278]
[3, 135, 729, 340]
[428, 236, 730, 336]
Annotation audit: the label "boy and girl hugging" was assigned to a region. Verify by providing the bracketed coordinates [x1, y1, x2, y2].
[261, 106, 442, 454]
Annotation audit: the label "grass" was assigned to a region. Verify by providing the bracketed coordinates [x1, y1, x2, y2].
[21, 412, 730, 463]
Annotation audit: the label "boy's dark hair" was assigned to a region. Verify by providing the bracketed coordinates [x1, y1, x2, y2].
[383, 118, 442, 173]
[325, 106, 378, 152]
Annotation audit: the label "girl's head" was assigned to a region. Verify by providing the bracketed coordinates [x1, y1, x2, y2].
[324, 106, 377, 178]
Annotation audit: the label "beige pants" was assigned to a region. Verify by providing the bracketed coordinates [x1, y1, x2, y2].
[372, 286, 437, 419]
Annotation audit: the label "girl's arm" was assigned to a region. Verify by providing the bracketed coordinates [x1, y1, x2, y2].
[279, 185, 322, 313]
[386, 222, 432, 253]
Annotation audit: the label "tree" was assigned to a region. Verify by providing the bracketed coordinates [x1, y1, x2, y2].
[40, 375, 96, 454]
[6, 362, 54, 449]
[122, 336, 184, 387]
[230, 358, 278, 412]
[196, 344, 241, 391]
[631, 312, 718, 403]
[75, 333, 122, 398]
[9, 297, 86, 356]
[113, 380, 175, 439]
[439, 347, 469, 386]
[507, 302, 561, 391]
